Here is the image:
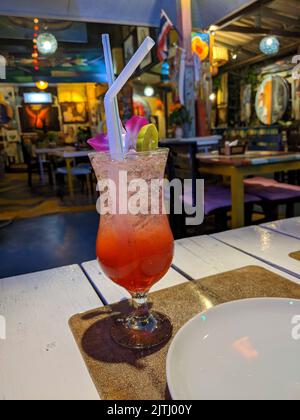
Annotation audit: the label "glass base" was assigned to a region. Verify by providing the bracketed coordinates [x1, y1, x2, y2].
[111, 310, 173, 350]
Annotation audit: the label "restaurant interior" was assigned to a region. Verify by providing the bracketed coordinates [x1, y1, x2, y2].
[0, 0, 300, 401]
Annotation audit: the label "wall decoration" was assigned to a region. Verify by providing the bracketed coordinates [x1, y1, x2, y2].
[137, 27, 152, 69]
[118, 84, 134, 122]
[191, 32, 210, 62]
[18, 105, 60, 132]
[240, 84, 252, 124]
[255, 75, 289, 125]
[291, 78, 300, 121]
[61, 102, 88, 124]
[123, 33, 136, 65]
[133, 95, 152, 120]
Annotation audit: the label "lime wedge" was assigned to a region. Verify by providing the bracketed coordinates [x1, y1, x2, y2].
[136, 124, 159, 152]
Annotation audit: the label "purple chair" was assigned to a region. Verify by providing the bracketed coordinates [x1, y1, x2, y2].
[245, 177, 300, 220]
[165, 142, 261, 236]
[181, 184, 261, 229]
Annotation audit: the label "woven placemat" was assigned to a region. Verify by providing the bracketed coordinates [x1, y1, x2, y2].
[69, 266, 300, 400]
[289, 251, 300, 261]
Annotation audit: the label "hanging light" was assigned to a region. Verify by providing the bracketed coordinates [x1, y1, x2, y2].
[144, 86, 155, 97]
[161, 60, 170, 83]
[37, 33, 58, 55]
[36, 80, 49, 90]
[231, 51, 238, 60]
[260, 36, 280, 55]
[209, 93, 217, 102]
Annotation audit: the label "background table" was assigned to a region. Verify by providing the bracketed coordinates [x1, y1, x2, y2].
[160, 136, 221, 154]
[212, 226, 300, 280]
[262, 217, 300, 240]
[0, 265, 101, 400]
[198, 152, 300, 229]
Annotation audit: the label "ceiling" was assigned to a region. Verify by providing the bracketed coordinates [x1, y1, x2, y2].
[0, 16, 130, 84]
[1, 1, 299, 86]
[212, 0, 300, 71]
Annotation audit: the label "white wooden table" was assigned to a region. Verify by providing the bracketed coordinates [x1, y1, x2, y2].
[212, 227, 300, 280]
[173, 235, 299, 284]
[81, 261, 187, 304]
[0, 265, 101, 400]
[262, 217, 300, 240]
[82, 235, 300, 305]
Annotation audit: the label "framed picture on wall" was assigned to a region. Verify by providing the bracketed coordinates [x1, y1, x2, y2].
[137, 27, 153, 69]
[150, 115, 159, 131]
[123, 33, 136, 65]
[18, 105, 60, 133]
[61, 102, 88, 124]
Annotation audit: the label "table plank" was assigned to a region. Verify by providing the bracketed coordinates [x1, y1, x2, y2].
[262, 217, 300, 240]
[212, 227, 300, 280]
[197, 151, 300, 167]
[173, 235, 299, 283]
[81, 261, 188, 304]
[0, 265, 101, 400]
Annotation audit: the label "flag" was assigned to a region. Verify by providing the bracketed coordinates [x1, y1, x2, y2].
[157, 10, 173, 62]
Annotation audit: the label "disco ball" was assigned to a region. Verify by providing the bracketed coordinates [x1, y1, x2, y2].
[260, 36, 280, 56]
[37, 33, 58, 55]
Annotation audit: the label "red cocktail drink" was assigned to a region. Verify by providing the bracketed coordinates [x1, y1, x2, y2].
[90, 149, 174, 349]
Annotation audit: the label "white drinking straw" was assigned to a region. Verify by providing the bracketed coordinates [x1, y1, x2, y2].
[104, 36, 155, 160]
[102, 34, 124, 148]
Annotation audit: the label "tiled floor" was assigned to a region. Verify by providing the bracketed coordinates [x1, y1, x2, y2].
[0, 172, 95, 220]
[0, 211, 99, 278]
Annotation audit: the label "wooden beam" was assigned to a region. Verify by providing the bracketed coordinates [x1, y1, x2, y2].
[223, 25, 300, 38]
[258, 7, 300, 28]
[215, 0, 273, 29]
[214, 39, 257, 57]
[221, 41, 300, 72]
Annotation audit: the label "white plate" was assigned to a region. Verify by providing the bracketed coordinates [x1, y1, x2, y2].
[167, 298, 300, 400]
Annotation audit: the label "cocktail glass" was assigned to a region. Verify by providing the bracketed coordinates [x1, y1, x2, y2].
[90, 148, 174, 349]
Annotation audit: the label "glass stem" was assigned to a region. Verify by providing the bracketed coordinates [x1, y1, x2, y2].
[131, 292, 150, 319]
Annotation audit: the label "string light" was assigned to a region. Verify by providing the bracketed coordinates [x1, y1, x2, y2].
[32, 18, 41, 73]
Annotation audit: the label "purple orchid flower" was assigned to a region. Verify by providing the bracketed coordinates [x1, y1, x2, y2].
[125, 116, 149, 151]
[87, 134, 110, 152]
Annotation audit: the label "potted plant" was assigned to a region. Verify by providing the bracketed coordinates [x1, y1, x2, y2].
[170, 102, 191, 138]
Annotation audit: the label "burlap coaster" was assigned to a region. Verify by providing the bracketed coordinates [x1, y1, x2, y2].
[69, 266, 300, 400]
[289, 251, 300, 261]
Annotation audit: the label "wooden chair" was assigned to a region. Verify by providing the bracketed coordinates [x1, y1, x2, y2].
[54, 157, 94, 200]
[287, 131, 300, 185]
[21, 138, 53, 187]
[245, 177, 300, 221]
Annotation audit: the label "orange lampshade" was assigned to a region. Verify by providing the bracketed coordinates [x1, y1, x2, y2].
[212, 46, 229, 67]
